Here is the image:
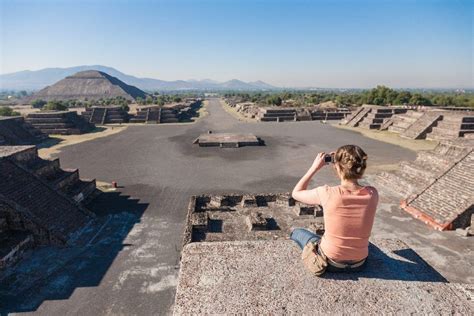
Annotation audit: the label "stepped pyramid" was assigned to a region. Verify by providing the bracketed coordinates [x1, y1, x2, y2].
[28, 70, 147, 101]
[0, 146, 98, 268]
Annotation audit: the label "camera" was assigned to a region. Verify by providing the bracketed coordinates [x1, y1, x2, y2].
[324, 153, 334, 164]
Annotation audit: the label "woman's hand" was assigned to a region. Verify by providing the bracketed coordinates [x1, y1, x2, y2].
[310, 152, 326, 172]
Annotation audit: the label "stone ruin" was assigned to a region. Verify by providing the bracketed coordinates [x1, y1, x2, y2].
[0, 145, 98, 269]
[193, 133, 263, 148]
[175, 192, 473, 314]
[393, 110, 473, 140]
[26, 111, 95, 135]
[182, 193, 324, 247]
[343, 105, 408, 129]
[376, 139, 473, 230]
[130, 99, 202, 124]
[129, 106, 178, 124]
[345, 105, 474, 141]
[81, 106, 129, 124]
[0, 116, 47, 145]
[224, 99, 351, 122]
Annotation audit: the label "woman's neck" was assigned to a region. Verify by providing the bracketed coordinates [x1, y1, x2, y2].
[340, 179, 361, 189]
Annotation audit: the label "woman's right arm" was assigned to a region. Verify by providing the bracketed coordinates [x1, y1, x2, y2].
[291, 152, 326, 205]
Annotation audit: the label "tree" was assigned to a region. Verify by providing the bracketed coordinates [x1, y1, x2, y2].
[43, 101, 67, 111]
[0, 106, 20, 116]
[173, 96, 182, 103]
[409, 94, 432, 106]
[31, 99, 47, 108]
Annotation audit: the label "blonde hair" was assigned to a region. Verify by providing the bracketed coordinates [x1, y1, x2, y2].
[334, 145, 368, 180]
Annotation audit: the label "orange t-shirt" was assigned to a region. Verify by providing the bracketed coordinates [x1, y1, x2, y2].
[317, 185, 378, 262]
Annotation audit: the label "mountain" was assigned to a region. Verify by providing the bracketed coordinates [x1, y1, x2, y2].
[27, 70, 148, 101]
[0, 65, 278, 91]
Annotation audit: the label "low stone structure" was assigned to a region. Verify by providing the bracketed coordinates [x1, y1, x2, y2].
[81, 106, 129, 124]
[174, 239, 473, 314]
[0, 146, 98, 268]
[376, 139, 473, 230]
[182, 193, 324, 247]
[384, 110, 474, 140]
[193, 133, 262, 148]
[26, 111, 94, 135]
[0, 116, 47, 145]
[343, 105, 408, 129]
[224, 99, 350, 122]
[427, 112, 474, 140]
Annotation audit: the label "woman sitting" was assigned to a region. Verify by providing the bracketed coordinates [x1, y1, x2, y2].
[290, 145, 378, 276]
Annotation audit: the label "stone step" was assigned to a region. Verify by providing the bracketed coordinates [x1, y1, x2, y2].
[64, 179, 96, 203]
[50, 169, 80, 191]
[365, 113, 394, 119]
[358, 121, 381, 129]
[37, 128, 82, 135]
[427, 127, 461, 140]
[388, 125, 407, 133]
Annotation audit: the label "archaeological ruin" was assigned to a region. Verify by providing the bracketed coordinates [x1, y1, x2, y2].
[224, 99, 351, 122]
[27, 70, 148, 102]
[81, 106, 129, 124]
[26, 111, 95, 135]
[193, 133, 262, 147]
[174, 192, 473, 314]
[0, 117, 47, 145]
[0, 145, 98, 268]
[375, 139, 473, 230]
[182, 193, 324, 246]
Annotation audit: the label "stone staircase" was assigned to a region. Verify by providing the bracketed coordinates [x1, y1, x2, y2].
[375, 140, 473, 230]
[0, 145, 99, 268]
[26, 111, 94, 135]
[81, 106, 129, 124]
[257, 108, 297, 122]
[400, 112, 443, 139]
[343, 106, 372, 127]
[384, 110, 424, 132]
[0, 117, 48, 145]
[357, 108, 408, 130]
[401, 149, 473, 231]
[159, 108, 179, 123]
[310, 110, 347, 121]
[427, 114, 474, 141]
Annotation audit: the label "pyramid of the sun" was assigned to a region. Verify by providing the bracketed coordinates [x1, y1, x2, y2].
[29, 70, 147, 101]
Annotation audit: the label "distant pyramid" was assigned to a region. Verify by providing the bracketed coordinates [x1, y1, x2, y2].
[29, 70, 148, 101]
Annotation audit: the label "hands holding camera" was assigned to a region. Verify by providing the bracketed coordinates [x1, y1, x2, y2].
[310, 152, 334, 172]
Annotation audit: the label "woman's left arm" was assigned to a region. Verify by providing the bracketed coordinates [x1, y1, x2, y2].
[291, 152, 326, 205]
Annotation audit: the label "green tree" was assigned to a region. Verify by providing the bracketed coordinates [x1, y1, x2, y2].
[43, 101, 68, 111]
[0, 106, 20, 116]
[31, 99, 47, 108]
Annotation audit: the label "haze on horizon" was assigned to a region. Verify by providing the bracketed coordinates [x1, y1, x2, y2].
[0, 0, 472, 89]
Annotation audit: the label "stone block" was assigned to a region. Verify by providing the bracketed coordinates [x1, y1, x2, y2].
[246, 212, 268, 231]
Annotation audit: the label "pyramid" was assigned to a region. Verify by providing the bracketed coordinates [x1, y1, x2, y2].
[28, 70, 147, 101]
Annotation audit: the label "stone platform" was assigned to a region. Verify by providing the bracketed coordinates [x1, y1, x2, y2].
[183, 193, 323, 247]
[193, 133, 262, 147]
[174, 239, 473, 315]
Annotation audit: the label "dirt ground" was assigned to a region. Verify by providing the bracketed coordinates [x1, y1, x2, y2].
[38, 126, 127, 159]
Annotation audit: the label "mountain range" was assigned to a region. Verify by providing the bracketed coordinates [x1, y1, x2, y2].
[0, 65, 278, 91]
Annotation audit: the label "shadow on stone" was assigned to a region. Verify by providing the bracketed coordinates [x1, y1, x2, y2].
[322, 242, 447, 282]
[0, 191, 149, 314]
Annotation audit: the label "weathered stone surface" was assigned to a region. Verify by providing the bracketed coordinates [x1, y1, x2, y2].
[245, 212, 268, 231]
[0, 117, 47, 145]
[195, 133, 261, 147]
[182, 193, 325, 246]
[174, 239, 471, 315]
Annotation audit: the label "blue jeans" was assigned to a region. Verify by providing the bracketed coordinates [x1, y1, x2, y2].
[290, 228, 321, 250]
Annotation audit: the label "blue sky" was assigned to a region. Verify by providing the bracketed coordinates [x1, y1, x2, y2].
[1, 0, 472, 88]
